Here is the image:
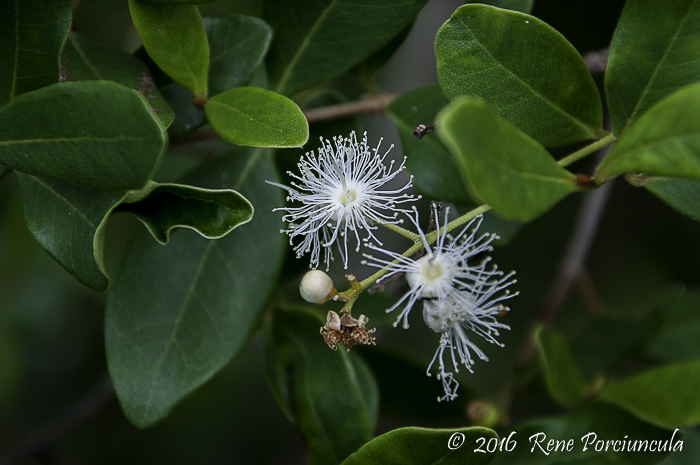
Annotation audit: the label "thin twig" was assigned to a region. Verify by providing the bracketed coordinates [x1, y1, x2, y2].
[0, 374, 115, 465]
[518, 145, 614, 364]
[305, 94, 397, 124]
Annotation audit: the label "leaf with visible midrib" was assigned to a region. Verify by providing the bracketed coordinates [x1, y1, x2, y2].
[597, 83, 700, 182]
[62, 32, 174, 127]
[16, 174, 126, 292]
[0, 0, 72, 106]
[437, 98, 578, 221]
[106, 148, 285, 428]
[606, 0, 700, 136]
[0, 81, 165, 191]
[263, 0, 429, 96]
[435, 5, 603, 147]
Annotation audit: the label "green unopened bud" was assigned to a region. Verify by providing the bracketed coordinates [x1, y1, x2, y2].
[300, 270, 337, 304]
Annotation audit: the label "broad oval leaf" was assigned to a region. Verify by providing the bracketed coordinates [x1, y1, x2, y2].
[264, 307, 377, 465]
[600, 361, 700, 428]
[16, 174, 126, 292]
[106, 148, 285, 428]
[535, 326, 589, 407]
[119, 183, 253, 244]
[489, 402, 677, 465]
[62, 32, 174, 127]
[205, 87, 308, 148]
[597, 83, 700, 183]
[204, 16, 272, 96]
[644, 292, 700, 363]
[263, 0, 429, 96]
[386, 84, 471, 204]
[644, 177, 700, 222]
[435, 5, 603, 147]
[466, 0, 533, 13]
[129, 0, 209, 98]
[437, 98, 578, 221]
[0, 81, 165, 191]
[342, 426, 498, 465]
[0, 0, 71, 106]
[606, 0, 700, 136]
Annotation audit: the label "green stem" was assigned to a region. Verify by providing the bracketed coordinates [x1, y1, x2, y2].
[556, 133, 614, 168]
[378, 222, 419, 241]
[338, 134, 615, 305]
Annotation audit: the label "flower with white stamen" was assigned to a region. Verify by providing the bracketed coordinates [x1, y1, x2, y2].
[267, 131, 418, 270]
[362, 205, 504, 329]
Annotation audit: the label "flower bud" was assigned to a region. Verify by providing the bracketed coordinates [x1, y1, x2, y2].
[300, 270, 337, 304]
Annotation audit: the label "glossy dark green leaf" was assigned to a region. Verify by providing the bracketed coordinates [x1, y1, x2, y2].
[106, 148, 285, 428]
[386, 84, 472, 204]
[264, 307, 376, 465]
[160, 82, 207, 140]
[0, 0, 71, 106]
[597, 83, 700, 183]
[645, 292, 700, 362]
[205, 87, 308, 147]
[644, 177, 700, 222]
[437, 98, 578, 221]
[466, 0, 533, 13]
[435, 5, 603, 147]
[600, 361, 700, 428]
[62, 32, 174, 127]
[489, 402, 677, 465]
[263, 0, 429, 96]
[0, 81, 165, 191]
[342, 426, 498, 465]
[606, 0, 700, 136]
[119, 183, 253, 244]
[204, 16, 272, 96]
[571, 313, 658, 379]
[535, 326, 589, 407]
[129, 0, 209, 98]
[15, 174, 126, 292]
[355, 22, 414, 78]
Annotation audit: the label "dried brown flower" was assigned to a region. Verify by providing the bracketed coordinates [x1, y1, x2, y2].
[320, 311, 376, 352]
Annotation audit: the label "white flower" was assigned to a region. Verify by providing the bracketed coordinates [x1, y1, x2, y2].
[267, 131, 417, 270]
[362, 206, 505, 329]
[362, 205, 517, 401]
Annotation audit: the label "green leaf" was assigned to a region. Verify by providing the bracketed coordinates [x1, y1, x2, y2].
[571, 314, 658, 379]
[264, 307, 376, 465]
[386, 84, 472, 204]
[0, 0, 71, 106]
[597, 83, 700, 182]
[600, 361, 700, 428]
[263, 0, 429, 96]
[435, 5, 603, 147]
[489, 402, 677, 465]
[342, 426, 498, 465]
[354, 22, 414, 78]
[119, 183, 253, 244]
[0, 81, 165, 191]
[204, 16, 272, 96]
[535, 326, 589, 407]
[606, 0, 700, 136]
[62, 32, 174, 128]
[437, 98, 577, 221]
[106, 148, 285, 428]
[644, 177, 700, 222]
[644, 292, 700, 362]
[129, 0, 209, 98]
[15, 174, 126, 292]
[466, 0, 533, 13]
[160, 82, 207, 140]
[205, 87, 308, 148]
